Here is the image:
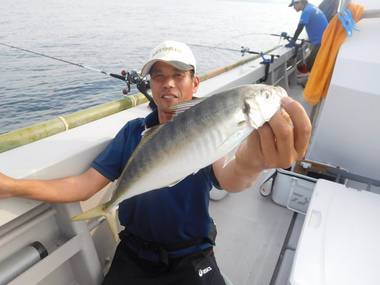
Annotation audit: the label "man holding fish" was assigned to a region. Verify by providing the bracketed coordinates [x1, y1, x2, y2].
[0, 40, 311, 284]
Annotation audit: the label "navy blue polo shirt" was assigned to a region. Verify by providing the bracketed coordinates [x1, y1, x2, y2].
[91, 110, 221, 256]
[300, 3, 328, 45]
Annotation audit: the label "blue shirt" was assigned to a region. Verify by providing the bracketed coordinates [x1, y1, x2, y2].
[300, 3, 328, 45]
[91, 110, 220, 255]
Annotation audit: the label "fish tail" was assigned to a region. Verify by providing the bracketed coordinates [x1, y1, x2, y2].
[71, 203, 120, 242]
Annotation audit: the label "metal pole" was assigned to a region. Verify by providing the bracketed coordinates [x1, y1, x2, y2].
[338, 0, 351, 14]
[0, 242, 48, 285]
[362, 9, 380, 19]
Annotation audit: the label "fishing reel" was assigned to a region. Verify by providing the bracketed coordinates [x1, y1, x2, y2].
[279, 32, 291, 42]
[240, 46, 250, 56]
[240, 46, 279, 62]
[120, 70, 156, 109]
[278, 32, 309, 47]
[121, 70, 148, 94]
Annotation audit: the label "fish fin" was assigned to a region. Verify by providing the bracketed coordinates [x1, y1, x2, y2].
[72, 204, 120, 242]
[217, 128, 249, 154]
[169, 97, 205, 117]
[247, 112, 266, 129]
[167, 178, 186, 187]
[105, 208, 120, 242]
[141, 125, 162, 144]
[167, 168, 201, 187]
[222, 147, 238, 168]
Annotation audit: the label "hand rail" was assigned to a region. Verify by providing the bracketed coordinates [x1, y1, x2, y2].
[338, 0, 351, 14]
[362, 9, 380, 19]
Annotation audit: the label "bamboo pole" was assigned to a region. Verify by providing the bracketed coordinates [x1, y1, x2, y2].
[0, 94, 147, 153]
[199, 45, 280, 82]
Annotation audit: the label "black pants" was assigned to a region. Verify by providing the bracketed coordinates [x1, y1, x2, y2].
[102, 241, 226, 285]
[306, 43, 321, 72]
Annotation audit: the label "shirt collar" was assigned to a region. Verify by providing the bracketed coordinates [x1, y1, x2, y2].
[144, 109, 160, 129]
[144, 97, 198, 129]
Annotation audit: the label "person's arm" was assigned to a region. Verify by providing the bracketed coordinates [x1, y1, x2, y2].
[0, 167, 110, 202]
[213, 96, 311, 192]
[286, 23, 305, 47]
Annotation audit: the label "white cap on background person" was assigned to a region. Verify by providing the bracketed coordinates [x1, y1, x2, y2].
[288, 0, 303, 7]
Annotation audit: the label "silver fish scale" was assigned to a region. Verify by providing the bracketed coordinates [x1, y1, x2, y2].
[192, 92, 246, 160]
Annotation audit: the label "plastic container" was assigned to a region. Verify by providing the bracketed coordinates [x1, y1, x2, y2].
[271, 168, 317, 214]
[290, 179, 380, 285]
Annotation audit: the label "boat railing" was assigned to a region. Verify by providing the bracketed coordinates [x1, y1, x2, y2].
[339, 0, 380, 19]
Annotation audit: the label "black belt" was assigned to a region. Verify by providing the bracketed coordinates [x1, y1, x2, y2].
[119, 230, 207, 265]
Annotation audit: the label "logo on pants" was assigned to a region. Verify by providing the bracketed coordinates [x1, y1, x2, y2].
[198, 266, 212, 277]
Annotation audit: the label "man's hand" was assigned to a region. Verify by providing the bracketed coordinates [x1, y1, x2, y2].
[285, 40, 296, 48]
[0, 168, 110, 202]
[240, 96, 311, 170]
[214, 96, 312, 192]
[0, 172, 15, 199]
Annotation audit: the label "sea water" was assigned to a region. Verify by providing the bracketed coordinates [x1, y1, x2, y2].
[0, 0, 304, 133]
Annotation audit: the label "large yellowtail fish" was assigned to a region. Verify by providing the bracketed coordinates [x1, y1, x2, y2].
[72, 84, 287, 240]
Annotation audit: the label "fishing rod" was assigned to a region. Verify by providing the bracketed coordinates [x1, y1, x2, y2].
[189, 43, 280, 83]
[0, 42, 153, 105]
[189, 43, 244, 53]
[215, 31, 290, 46]
[216, 31, 310, 47]
[270, 32, 311, 44]
[190, 31, 309, 56]
[188, 43, 280, 58]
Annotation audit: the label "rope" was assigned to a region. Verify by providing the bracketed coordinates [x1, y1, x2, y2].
[129, 95, 137, 107]
[57, 116, 69, 131]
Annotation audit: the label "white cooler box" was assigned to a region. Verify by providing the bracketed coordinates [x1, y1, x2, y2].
[268, 160, 380, 215]
[290, 179, 380, 285]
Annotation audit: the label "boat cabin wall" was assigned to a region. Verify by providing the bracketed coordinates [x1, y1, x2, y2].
[307, 17, 380, 181]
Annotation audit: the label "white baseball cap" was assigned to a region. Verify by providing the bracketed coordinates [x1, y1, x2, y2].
[141, 40, 196, 77]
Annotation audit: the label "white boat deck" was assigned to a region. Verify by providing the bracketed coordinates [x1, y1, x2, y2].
[211, 184, 293, 285]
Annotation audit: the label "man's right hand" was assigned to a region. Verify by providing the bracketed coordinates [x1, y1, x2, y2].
[0, 168, 110, 203]
[0, 172, 14, 199]
[285, 40, 296, 48]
